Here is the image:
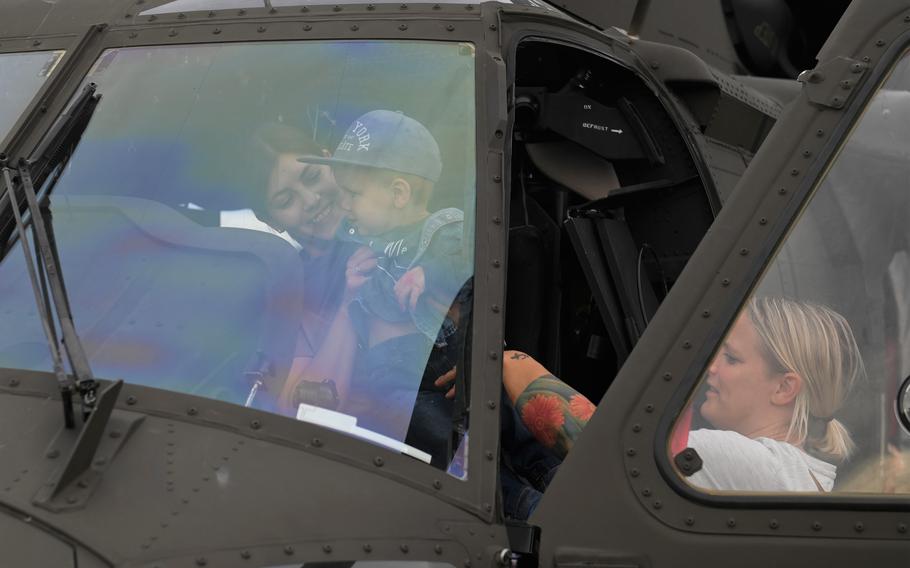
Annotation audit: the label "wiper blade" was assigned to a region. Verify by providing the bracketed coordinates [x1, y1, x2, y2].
[0, 83, 101, 428]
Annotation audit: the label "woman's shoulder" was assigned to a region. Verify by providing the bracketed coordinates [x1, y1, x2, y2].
[686, 429, 787, 492]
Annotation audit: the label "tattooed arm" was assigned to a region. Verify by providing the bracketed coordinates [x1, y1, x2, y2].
[505, 351, 596, 460]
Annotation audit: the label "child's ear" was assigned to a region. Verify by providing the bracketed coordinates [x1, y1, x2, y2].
[390, 177, 412, 208]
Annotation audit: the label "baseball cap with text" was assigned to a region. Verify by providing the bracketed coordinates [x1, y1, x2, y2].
[301, 110, 442, 183]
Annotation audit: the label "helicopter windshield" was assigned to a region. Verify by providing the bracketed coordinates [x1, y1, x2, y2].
[0, 50, 65, 143]
[0, 40, 477, 474]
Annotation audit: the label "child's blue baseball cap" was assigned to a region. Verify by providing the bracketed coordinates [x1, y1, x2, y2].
[302, 110, 443, 183]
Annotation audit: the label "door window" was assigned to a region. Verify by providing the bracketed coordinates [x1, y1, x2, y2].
[669, 48, 910, 495]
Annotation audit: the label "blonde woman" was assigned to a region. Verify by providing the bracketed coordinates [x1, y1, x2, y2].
[687, 296, 865, 492]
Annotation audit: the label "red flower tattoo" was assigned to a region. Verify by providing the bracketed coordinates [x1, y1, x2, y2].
[520, 394, 565, 447]
[568, 394, 596, 422]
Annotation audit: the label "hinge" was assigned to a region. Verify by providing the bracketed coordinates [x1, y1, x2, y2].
[798, 56, 868, 109]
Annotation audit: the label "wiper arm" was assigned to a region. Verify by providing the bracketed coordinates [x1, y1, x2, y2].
[0, 83, 101, 428]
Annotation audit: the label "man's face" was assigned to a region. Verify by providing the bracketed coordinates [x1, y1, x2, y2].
[335, 168, 399, 236]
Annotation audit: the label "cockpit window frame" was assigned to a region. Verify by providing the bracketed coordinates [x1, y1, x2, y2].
[0, 7, 506, 520]
[650, 30, 910, 513]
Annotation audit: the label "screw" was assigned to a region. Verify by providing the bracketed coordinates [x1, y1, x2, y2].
[627, 448, 637, 457]
[790, 169, 799, 176]
[126, 395, 137, 405]
[46, 449, 59, 459]
[373, 457, 384, 467]
[495, 130, 504, 138]
[778, 187, 787, 194]
[492, 260, 501, 268]
[187, 407, 198, 416]
[854, 522, 864, 533]
[485, 450, 494, 460]
[812, 521, 822, 531]
[728, 518, 736, 528]
[701, 310, 710, 318]
[312, 437, 323, 447]
[645, 404, 655, 413]
[876, 39, 886, 47]
[739, 248, 749, 256]
[240, 550, 251, 559]
[323, 544, 333, 553]
[363, 544, 373, 552]
[66, 496, 78, 504]
[759, 218, 768, 225]
[250, 420, 261, 430]
[487, 400, 497, 409]
[238, 8, 245, 14]
[400, 544, 410, 553]
[682, 340, 692, 349]
[435, 545, 444, 554]
[684, 517, 695, 526]
[257, 25, 266, 32]
[769, 519, 779, 529]
[630, 468, 640, 477]
[653, 500, 662, 509]
[168, 29, 177, 37]
[491, 305, 501, 313]
[632, 424, 642, 432]
[284, 545, 295, 555]
[94, 458, 107, 467]
[484, 502, 493, 512]
[898, 523, 907, 534]
[641, 488, 651, 497]
[446, 24, 455, 31]
[368, 4, 375, 9]
[492, 216, 502, 224]
[840, 80, 852, 90]
[816, 129, 825, 137]
[400, 3, 408, 8]
[493, 174, 502, 182]
[8, 379, 19, 387]
[905, 15, 910, 22]
[196, 558, 207, 567]
[802, 150, 812, 158]
[489, 24, 497, 30]
[489, 350, 499, 359]
[721, 278, 731, 287]
[399, 24, 408, 31]
[351, 24, 359, 31]
[433, 480, 442, 489]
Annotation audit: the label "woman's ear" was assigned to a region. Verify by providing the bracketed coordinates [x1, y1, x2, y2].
[772, 372, 802, 406]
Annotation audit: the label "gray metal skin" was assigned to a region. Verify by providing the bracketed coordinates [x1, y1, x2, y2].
[533, 0, 910, 567]
[0, 0, 861, 567]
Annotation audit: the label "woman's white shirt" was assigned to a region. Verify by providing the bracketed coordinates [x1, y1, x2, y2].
[685, 429, 836, 492]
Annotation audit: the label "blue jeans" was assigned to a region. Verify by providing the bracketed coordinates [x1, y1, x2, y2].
[499, 390, 562, 519]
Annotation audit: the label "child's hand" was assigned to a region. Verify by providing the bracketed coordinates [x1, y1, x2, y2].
[394, 266, 426, 312]
[344, 246, 377, 299]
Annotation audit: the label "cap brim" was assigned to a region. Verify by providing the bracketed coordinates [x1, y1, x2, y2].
[297, 155, 366, 171]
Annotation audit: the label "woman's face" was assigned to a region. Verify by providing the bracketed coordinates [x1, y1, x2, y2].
[264, 153, 344, 241]
[700, 315, 784, 435]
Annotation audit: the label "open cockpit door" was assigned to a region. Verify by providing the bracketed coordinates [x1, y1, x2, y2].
[534, 0, 910, 565]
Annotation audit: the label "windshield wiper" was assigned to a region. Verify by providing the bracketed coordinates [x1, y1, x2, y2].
[0, 83, 101, 429]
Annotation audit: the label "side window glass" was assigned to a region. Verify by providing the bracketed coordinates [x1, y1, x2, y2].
[0, 50, 65, 142]
[669, 50, 910, 495]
